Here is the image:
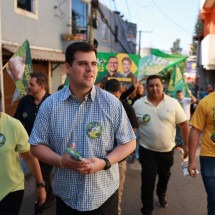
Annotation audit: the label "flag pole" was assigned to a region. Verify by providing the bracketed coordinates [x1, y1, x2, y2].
[0, 0, 5, 113]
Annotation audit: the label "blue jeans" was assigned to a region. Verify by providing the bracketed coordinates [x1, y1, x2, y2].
[200, 156, 215, 215]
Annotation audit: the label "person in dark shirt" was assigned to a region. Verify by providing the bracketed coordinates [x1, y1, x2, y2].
[14, 72, 54, 214]
[105, 79, 138, 215]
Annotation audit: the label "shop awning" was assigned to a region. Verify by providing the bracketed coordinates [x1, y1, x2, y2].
[2, 44, 65, 62]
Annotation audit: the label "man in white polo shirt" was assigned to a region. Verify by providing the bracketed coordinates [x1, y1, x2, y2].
[133, 75, 190, 215]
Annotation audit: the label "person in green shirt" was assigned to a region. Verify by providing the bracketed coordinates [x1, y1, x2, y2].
[0, 95, 46, 215]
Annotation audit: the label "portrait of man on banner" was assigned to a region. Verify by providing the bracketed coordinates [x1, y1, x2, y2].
[96, 52, 139, 89]
[5, 40, 33, 103]
[7, 54, 26, 82]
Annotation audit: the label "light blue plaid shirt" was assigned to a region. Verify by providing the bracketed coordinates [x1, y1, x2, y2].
[29, 85, 136, 211]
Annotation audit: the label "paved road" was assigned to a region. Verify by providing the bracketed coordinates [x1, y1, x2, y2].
[20, 146, 207, 215]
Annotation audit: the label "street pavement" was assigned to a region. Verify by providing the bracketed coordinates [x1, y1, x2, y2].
[20, 146, 207, 215]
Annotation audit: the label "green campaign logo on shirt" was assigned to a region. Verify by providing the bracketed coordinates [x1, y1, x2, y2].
[143, 114, 151, 123]
[86, 122, 102, 139]
[22, 112, 28, 118]
[0, 133, 6, 147]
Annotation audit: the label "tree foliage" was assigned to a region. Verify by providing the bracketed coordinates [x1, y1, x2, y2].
[191, 15, 204, 55]
[170, 39, 182, 55]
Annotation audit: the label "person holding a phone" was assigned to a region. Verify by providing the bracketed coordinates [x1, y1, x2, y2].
[29, 42, 136, 215]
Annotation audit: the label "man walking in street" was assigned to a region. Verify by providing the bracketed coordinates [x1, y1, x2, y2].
[29, 42, 136, 215]
[133, 75, 190, 215]
[188, 91, 215, 215]
[14, 72, 54, 214]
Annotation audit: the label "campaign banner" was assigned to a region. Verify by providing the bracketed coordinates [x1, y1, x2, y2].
[138, 49, 187, 80]
[96, 52, 140, 86]
[64, 52, 140, 88]
[6, 40, 33, 102]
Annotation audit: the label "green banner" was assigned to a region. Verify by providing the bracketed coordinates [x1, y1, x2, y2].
[6, 40, 33, 103]
[138, 49, 187, 80]
[64, 52, 140, 87]
[96, 52, 140, 82]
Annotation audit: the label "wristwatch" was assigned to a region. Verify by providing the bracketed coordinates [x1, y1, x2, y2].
[36, 180, 46, 188]
[102, 158, 111, 170]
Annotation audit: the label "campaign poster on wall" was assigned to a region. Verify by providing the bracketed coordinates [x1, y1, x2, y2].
[96, 52, 140, 87]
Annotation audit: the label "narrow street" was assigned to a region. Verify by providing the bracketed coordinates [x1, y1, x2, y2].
[20, 146, 206, 215]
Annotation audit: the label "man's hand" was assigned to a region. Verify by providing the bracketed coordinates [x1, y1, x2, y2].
[188, 161, 198, 177]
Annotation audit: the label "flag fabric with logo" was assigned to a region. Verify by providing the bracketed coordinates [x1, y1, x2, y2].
[168, 64, 188, 98]
[6, 40, 33, 102]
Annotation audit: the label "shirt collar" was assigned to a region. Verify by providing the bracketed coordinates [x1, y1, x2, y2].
[145, 92, 166, 104]
[62, 85, 96, 102]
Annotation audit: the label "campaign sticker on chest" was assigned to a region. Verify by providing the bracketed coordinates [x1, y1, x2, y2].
[0, 133, 6, 147]
[211, 133, 215, 143]
[143, 114, 151, 123]
[86, 122, 102, 139]
[22, 112, 28, 118]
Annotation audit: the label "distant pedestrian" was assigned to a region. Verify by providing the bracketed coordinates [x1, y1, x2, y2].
[133, 75, 190, 215]
[175, 89, 197, 149]
[188, 91, 215, 215]
[29, 42, 136, 215]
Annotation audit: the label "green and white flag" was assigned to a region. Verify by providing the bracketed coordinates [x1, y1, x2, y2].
[138, 49, 187, 80]
[6, 40, 33, 102]
[168, 64, 188, 98]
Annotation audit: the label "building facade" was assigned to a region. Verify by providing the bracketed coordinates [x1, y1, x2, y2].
[1, 0, 137, 115]
[198, 0, 215, 91]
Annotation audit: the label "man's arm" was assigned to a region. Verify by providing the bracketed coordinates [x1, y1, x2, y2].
[178, 121, 190, 156]
[20, 150, 46, 205]
[188, 127, 201, 177]
[188, 90, 197, 103]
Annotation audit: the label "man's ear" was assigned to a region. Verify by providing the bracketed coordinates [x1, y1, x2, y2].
[65, 63, 70, 75]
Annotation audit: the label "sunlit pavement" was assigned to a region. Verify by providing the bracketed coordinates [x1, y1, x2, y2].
[20, 146, 206, 215]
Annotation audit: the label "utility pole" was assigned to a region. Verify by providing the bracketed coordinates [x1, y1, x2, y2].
[138, 30, 153, 56]
[89, 0, 98, 46]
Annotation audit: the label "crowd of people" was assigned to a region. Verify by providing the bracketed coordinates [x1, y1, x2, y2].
[0, 41, 215, 215]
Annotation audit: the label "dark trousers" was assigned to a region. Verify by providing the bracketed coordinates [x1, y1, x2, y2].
[0, 190, 24, 215]
[56, 190, 118, 215]
[139, 146, 174, 211]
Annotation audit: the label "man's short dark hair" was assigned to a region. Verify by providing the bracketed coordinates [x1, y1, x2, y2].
[30, 72, 48, 91]
[146, 75, 162, 86]
[105, 79, 121, 92]
[66, 42, 97, 66]
[108, 56, 118, 63]
[177, 90, 183, 94]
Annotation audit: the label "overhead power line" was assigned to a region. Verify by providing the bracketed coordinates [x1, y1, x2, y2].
[151, 0, 191, 36]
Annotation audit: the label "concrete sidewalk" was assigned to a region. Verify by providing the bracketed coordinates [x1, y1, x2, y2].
[20, 146, 207, 215]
